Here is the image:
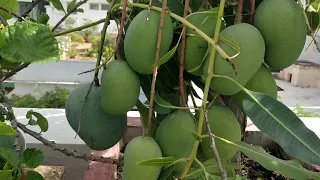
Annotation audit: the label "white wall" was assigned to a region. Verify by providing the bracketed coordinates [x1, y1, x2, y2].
[298, 35, 320, 65]
[45, 0, 118, 33]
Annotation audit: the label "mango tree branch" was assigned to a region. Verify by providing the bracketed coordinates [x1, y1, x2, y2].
[16, 121, 122, 165]
[1, 63, 30, 82]
[94, 0, 118, 86]
[0, 76, 21, 157]
[249, 0, 255, 24]
[146, 0, 168, 134]
[180, 0, 227, 178]
[234, 0, 243, 24]
[0, 6, 25, 21]
[0, 14, 8, 26]
[54, 18, 106, 37]
[52, 0, 88, 31]
[112, 3, 233, 61]
[179, 0, 190, 107]
[204, 109, 227, 179]
[115, 0, 128, 59]
[21, 0, 43, 18]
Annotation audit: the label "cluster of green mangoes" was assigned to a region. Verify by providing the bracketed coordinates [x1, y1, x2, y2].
[64, 0, 307, 179]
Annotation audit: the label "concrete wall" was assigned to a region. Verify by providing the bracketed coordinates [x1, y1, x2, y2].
[298, 35, 320, 65]
[45, 0, 118, 33]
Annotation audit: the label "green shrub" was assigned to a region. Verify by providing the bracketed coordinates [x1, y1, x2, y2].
[70, 33, 85, 43]
[11, 94, 40, 108]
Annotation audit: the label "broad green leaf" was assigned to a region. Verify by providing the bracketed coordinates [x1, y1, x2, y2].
[155, 93, 193, 110]
[0, 170, 12, 180]
[48, 0, 66, 13]
[37, 13, 50, 25]
[26, 110, 48, 132]
[0, 22, 60, 63]
[242, 89, 320, 165]
[135, 100, 159, 138]
[22, 148, 44, 168]
[190, 0, 203, 12]
[156, 0, 184, 17]
[25, 171, 44, 180]
[137, 157, 176, 167]
[0, 0, 18, 20]
[67, 0, 77, 12]
[306, 10, 320, 31]
[158, 165, 174, 180]
[0, 122, 15, 136]
[144, 100, 171, 114]
[28, 119, 38, 126]
[0, 148, 19, 167]
[153, 29, 183, 67]
[217, 138, 320, 180]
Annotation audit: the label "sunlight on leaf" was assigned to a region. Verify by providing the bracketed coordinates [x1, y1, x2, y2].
[0, 0, 18, 20]
[48, 0, 66, 13]
[0, 122, 15, 136]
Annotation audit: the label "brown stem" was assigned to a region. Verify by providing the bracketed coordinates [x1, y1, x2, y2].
[1, 63, 30, 82]
[146, 0, 167, 134]
[52, 0, 88, 32]
[234, 0, 244, 24]
[179, 0, 190, 107]
[249, 0, 255, 24]
[16, 122, 121, 165]
[226, 58, 238, 75]
[204, 109, 228, 179]
[0, 14, 8, 26]
[115, 0, 128, 59]
[0, 6, 25, 21]
[201, 0, 208, 8]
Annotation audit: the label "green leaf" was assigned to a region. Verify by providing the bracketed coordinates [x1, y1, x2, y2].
[26, 110, 48, 132]
[153, 30, 183, 67]
[0, 122, 15, 136]
[135, 100, 159, 138]
[0, 170, 12, 180]
[217, 138, 320, 180]
[137, 157, 176, 167]
[156, 0, 184, 17]
[0, 0, 18, 20]
[76, 8, 84, 13]
[306, 10, 320, 32]
[242, 90, 320, 165]
[185, 159, 243, 180]
[0, 148, 19, 167]
[219, 36, 240, 58]
[155, 93, 193, 110]
[48, 0, 66, 13]
[67, 0, 77, 12]
[25, 171, 45, 180]
[0, 114, 4, 122]
[22, 148, 44, 168]
[0, 22, 60, 63]
[158, 165, 174, 180]
[37, 13, 50, 25]
[28, 119, 38, 126]
[188, 42, 210, 73]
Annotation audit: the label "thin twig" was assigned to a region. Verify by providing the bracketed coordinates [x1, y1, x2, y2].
[179, 0, 190, 107]
[204, 110, 227, 179]
[227, 59, 238, 75]
[52, 0, 88, 32]
[0, 14, 8, 26]
[78, 52, 115, 75]
[16, 121, 121, 165]
[1, 63, 30, 82]
[0, 6, 25, 21]
[54, 18, 106, 37]
[201, 0, 208, 8]
[249, 0, 255, 24]
[21, 0, 44, 18]
[234, 0, 243, 24]
[0, 71, 21, 157]
[146, 0, 168, 134]
[94, 0, 118, 86]
[115, 0, 128, 59]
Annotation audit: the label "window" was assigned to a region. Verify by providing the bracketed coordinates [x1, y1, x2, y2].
[89, 3, 99, 10]
[101, 4, 109, 10]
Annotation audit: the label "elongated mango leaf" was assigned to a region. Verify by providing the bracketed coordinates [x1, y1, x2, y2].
[0, 170, 12, 180]
[0, 122, 15, 136]
[156, 0, 184, 17]
[242, 89, 320, 165]
[155, 93, 195, 110]
[153, 29, 183, 67]
[0, 0, 18, 20]
[0, 22, 60, 63]
[0, 148, 19, 167]
[48, 0, 66, 13]
[137, 157, 176, 167]
[67, 0, 77, 12]
[217, 137, 320, 180]
[158, 165, 175, 180]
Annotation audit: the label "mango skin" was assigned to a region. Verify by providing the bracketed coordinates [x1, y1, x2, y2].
[200, 103, 241, 160]
[123, 136, 162, 180]
[155, 111, 197, 172]
[177, 11, 225, 76]
[253, 0, 307, 70]
[232, 64, 278, 109]
[65, 84, 127, 151]
[101, 60, 140, 115]
[124, 9, 174, 74]
[203, 23, 265, 95]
